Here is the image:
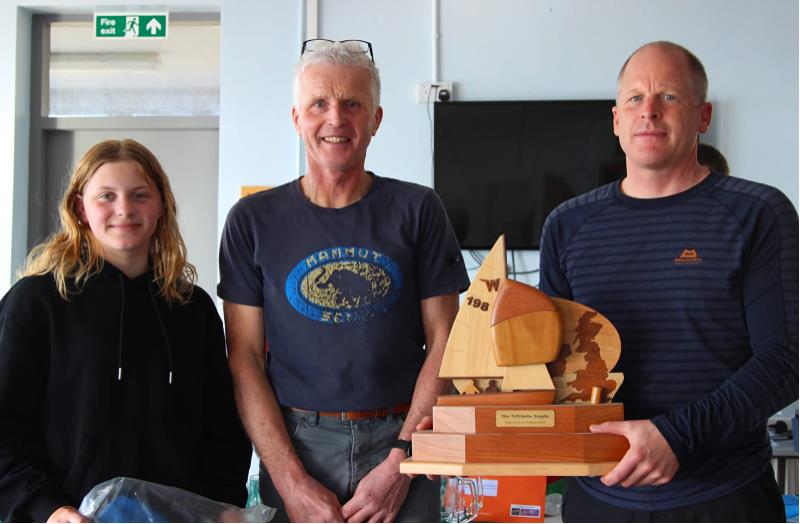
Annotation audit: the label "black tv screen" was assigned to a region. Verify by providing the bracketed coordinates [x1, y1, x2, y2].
[434, 100, 625, 249]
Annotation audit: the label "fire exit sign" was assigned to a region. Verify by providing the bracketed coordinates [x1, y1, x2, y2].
[95, 13, 168, 39]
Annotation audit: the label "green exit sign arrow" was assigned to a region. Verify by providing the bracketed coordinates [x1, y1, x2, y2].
[95, 13, 168, 39]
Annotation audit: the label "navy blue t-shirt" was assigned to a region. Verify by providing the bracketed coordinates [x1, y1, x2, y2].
[540, 173, 798, 511]
[218, 174, 469, 411]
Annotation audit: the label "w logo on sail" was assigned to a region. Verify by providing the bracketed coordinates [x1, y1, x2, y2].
[481, 278, 500, 292]
[674, 249, 702, 265]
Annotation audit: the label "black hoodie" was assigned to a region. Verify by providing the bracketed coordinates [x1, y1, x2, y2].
[0, 264, 251, 522]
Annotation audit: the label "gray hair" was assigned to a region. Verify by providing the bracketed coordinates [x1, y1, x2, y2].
[292, 41, 381, 107]
[617, 41, 709, 104]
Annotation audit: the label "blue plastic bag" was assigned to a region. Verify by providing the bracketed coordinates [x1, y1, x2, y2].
[78, 477, 275, 523]
[784, 494, 798, 522]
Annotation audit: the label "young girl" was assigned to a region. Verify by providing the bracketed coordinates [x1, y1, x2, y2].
[0, 139, 250, 522]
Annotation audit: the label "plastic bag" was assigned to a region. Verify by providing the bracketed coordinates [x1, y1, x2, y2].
[78, 477, 276, 523]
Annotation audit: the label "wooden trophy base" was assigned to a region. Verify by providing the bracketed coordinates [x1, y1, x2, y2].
[399, 460, 619, 477]
[399, 400, 628, 477]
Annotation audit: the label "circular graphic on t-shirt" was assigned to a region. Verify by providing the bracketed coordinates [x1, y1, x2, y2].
[285, 246, 403, 323]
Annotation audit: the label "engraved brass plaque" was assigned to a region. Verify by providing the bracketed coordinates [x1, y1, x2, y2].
[496, 410, 555, 428]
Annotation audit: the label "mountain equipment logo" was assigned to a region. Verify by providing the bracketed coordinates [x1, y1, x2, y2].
[674, 249, 702, 265]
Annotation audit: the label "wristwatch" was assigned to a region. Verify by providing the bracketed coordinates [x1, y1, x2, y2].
[392, 438, 412, 457]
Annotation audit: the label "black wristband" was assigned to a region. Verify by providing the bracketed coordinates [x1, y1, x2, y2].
[392, 438, 412, 457]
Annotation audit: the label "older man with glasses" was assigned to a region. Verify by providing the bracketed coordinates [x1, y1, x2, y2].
[218, 39, 469, 522]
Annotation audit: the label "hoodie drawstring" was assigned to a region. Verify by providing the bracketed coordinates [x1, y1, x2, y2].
[115, 271, 175, 385]
[148, 284, 175, 385]
[117, 275, 125, 382]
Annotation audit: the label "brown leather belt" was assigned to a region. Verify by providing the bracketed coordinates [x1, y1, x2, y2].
[290, 402, 411, 421]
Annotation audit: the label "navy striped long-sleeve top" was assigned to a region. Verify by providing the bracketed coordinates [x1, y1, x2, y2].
[539, 172, 798, 511]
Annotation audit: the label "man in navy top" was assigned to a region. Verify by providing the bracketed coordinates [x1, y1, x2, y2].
[539, 41, 797, 521]
[218, 39, 468, 522]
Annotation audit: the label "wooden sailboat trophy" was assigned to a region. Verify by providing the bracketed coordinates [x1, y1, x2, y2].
[399, 235, 629, 476]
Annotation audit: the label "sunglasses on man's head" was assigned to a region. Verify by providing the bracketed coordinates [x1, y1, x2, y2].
[301, 39, 374, 62]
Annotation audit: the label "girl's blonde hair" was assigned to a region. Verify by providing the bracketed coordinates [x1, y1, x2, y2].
[21, 139, 196, 303]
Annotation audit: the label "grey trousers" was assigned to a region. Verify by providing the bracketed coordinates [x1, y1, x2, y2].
[259, 408, 439, 522]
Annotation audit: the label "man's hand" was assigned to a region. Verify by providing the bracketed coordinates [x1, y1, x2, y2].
[47, 506, 90, 523]
[225, 302, 342, 521]
[590, 419, 678, 487]
[341, 449, 411, 523]
[282, 474, 344, 523]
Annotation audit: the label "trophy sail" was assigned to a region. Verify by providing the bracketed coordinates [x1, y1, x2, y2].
[438, 236, 507, 384]
[439, 236, 556, 395]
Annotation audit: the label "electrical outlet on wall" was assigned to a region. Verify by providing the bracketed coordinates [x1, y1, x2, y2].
[416, 82, 453, 103]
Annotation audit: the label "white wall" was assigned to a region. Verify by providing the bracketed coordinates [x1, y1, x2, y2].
[217, 0, 799, 286]
[217, 0, 300, 233]
[0, 5, 31, 293]
[2, 0, 798, 293]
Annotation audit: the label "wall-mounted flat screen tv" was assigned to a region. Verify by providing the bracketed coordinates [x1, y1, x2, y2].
[434, 100, 625, 250]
